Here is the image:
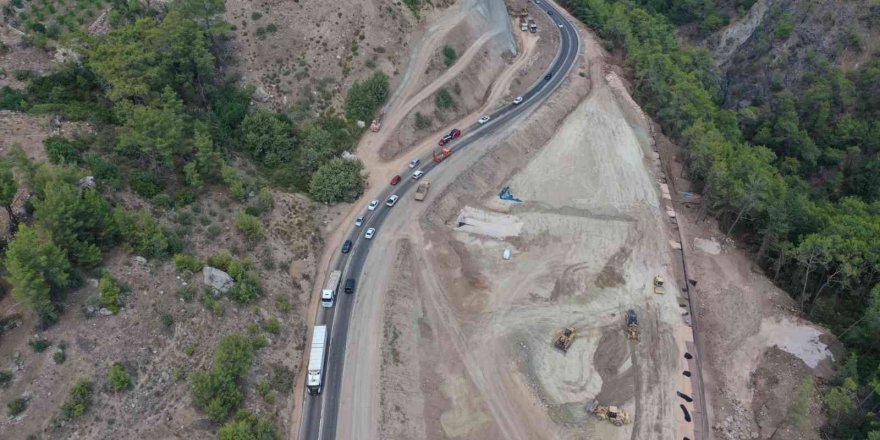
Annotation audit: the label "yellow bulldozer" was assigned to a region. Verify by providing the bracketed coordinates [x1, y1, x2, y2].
[554, 326, 576, 353]
[587, 399, 632, 426]
[626, 309, 639, 342]
[653, 275, 666, 294]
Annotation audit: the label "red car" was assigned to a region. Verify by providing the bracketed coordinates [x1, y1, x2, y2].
[390, 175, 402, 185]
[438, 128, 462, 146]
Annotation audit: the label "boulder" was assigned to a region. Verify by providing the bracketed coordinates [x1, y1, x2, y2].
[203, 266, 234, 293]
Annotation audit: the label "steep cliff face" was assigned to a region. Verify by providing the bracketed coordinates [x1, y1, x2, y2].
[701, 0, 879, 109]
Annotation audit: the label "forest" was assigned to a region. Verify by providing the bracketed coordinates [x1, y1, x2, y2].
[562, 0, 880, 437]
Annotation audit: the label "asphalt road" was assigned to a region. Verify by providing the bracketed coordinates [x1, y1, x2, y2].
[298, 2, 581, 439]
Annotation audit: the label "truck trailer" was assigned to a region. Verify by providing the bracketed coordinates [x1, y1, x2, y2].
[321, 270, 343, 308]
[306, 325, 328, 395]
[414, 181, 430, 201]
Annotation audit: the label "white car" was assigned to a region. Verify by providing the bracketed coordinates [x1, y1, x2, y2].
[412, 170, 424, 179]
[386, 195, 399, 207]
[368, 199, 379, 211]
[558, 23, 563, 28]
[365, 227, 376, 239]
[513, 96, 524, 105]
[355, 216, 365, 227]
[478, 116, 491, 124]
[409, 159, 421, 168]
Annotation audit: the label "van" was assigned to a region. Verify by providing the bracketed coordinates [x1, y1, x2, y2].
[344, 278, 356, 294]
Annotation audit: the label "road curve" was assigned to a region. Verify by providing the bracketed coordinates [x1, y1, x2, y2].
[297, 2, 581, 439]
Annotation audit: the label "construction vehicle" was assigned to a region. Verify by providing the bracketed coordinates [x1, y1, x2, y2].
[587, 399, 632, 426]
[553, 327, 576, 352]
[653, 275, 666, 294]
[529, 18, 537, 33]
[307, 325, 328, 395]
[414, 181, 430, 201]
[433, 147, 452, 163]
[519, 8, 529, 31]
[626, 309, 639, 341]
[369, 108, 385, 132]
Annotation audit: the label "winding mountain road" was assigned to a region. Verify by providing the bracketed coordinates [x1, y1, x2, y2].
[297, 2, 581, 438]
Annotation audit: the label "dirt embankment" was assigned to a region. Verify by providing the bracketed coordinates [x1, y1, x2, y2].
[363, 12, 696, 437]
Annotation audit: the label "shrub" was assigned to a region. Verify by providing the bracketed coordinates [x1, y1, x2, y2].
[309, 158, 364, 203]
[0, 86, 28, 111]
[414, 112, 431, 130]
[98, 274, 122, 314]
[234, 211, 264, 242]
[130, 171, 164, 198]
[435, 88, 455, 110]
[345, 71, 389, 123]
[255, 187, 274, 213]
[173, 253, 203, 272]
[442, 45, 457, 67]
[152, 193, 174, 209]
[228, 273, 261, 304]
[108, 363, 132, 391]
[0, 371, 12, 388]
[190, 335, 253, 421]
[218, 410, 279, 440]
[29, 337, 51, 352]
[207, 250, 234, 271]
[8, 397, 26, 416]
[53, 348, 66, 364]
[178, 285, 197, 302]
[61, 380, 93, 419]
[270, 364, 294, 394]
[44, 136, 80, 164]
[200, 291, 225, 316]
[265, 317, 281, 334]
[161, 313, 174, 329]
[275, 295, 290, 313]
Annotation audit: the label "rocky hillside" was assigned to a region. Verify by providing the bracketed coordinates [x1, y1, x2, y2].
[703, 0, 880, 108]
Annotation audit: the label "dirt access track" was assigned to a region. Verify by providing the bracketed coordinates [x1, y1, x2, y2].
[335, 5, 698, 439]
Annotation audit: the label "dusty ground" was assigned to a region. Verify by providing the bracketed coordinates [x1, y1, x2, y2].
[222, 0, 453, 117]
[336, 7, 697, 438]
[0, 187, 321, 439]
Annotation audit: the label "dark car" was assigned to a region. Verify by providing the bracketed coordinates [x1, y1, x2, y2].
[439, 128, 462, 146]
[344, 278, 356, 294]
[548, 10, 553, 15]
[341, 240, 353, 254]
[544, 73, 552, 81]
[390, 175, 402, 185]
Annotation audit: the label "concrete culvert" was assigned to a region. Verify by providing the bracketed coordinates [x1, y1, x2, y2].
[680, 404, 691, 422]
[684, 352, 693, 359]
[683, 370, 691, 377]
[677, 391, 693, 402]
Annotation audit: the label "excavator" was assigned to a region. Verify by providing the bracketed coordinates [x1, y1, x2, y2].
[653, 275, 666, 294]
[554, 326, 576, 353]
[626, 309, 639, 341]
[587, 399, 632, 426]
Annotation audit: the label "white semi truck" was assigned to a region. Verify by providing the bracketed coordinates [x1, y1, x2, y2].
[321, 270, 343, 308]
[307, 325, 328, 395]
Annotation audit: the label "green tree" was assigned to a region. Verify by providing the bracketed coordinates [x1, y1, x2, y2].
[5, 225, 71, 324]
[0, 161, 16, 207]
[190, 334, 253, 421]
[309, 158, 364, 203]
[345, 71, 389, 123]
[115, 87, 189, 167]
[218, 410, 279, 440]
[241, 111, 296, 167]
[98, 274, 123, 313]
[108, 363, 132, 391]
